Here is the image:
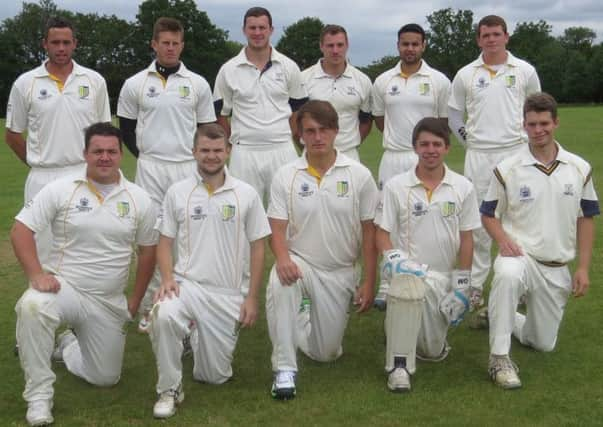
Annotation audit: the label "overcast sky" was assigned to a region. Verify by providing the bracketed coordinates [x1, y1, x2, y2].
[2, 0, 601, 66]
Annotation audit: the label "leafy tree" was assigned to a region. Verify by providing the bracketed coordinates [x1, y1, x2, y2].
[359, 55, 398, 82]
[509, 20, 555, 65]
[588, 43, 603, 102]
[275, 17, 324, 70]
[559, 26, 596, 56]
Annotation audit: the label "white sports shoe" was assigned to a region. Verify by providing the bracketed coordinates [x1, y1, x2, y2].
[153, 385, 184, 418]
[138, 314, 151, 334]
[387, 367, 411, 392]
[26, 399, 53, 426]
[489, 355, 522, 389]
[271, 370, 296, 400]
[52, 330, 76, 362]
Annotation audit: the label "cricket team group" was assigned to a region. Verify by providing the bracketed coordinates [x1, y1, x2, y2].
[5, 5, 599, 426]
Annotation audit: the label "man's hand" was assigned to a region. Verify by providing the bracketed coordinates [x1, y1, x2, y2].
[572, 268, 590, 297]
[354, 282, 374, 313]
[154, 278, 180, 302]
[30, 272, 60, 293]
[239, 295, 259, 328]
[498, 236, 523, 257]
[275, 257, 302, 286]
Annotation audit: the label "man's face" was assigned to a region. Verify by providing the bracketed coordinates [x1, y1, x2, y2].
[43, 27, 77, 67]
[397, 31, 425, 66]
[320, 32, 348, 67]
[243, 15, 273, 50]
[193, 136, 230, 177]
[151, 31, 184, 67]
[84, 135, 122, 184]
[477, 25, 509, 56]
[414, 131, 449, 171]
[300, 116, 337, 157]
[524, 111, 559, 149]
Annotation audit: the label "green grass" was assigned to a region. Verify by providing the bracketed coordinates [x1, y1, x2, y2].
[1, 108, 603, 426]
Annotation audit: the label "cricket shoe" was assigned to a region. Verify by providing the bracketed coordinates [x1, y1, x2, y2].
[387, 356, 411, 392]
[469, 307, 489, 330]
[271, 370, 296, 400]
[153, 384, 184, 418]
[489, 354, 522, 390]
[138, 314, 151, 334]
[26, 399, 53, 426]
[52, 329, 76, 362]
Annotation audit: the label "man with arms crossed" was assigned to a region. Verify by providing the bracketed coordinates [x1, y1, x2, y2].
[372, 23, 450, 308]
[12, 123, 157, 426]
[117, 17, 216, 331]
[481, 93, 598, 389]
[214, 6, 308, 201]
[266, 100, 378, 400]
[376, 117, 481, 392]
[449, 15, 541, 309]
[301, 24, 372, 161]
[6, 17, 111, 264]
[150, 124, 270, 418]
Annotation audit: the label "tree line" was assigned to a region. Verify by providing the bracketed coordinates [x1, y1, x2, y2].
[1, 1, 602, 117]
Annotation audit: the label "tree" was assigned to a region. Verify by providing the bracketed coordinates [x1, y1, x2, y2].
[509, 20, 554, 65]
[559, 26, 596, 56]
[589, 43, 603, 102]
[275, 17, 324, 70]
[424, 8, 478, 79]
[359, 55, 398, 82]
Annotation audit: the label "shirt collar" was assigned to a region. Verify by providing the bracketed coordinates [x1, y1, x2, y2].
[36, 59, 85, 77]
[234, 46, 282, 67]
[475, 51, 520, 68]
[520, 141, 570, 166]
[194, 167, 235, 193]
[312, 60, 352, 79]
[146, 60, 189, 77]
[294, 148, 352, 171]
[74, 169, 127, 191]
[407, 164, 454, 187]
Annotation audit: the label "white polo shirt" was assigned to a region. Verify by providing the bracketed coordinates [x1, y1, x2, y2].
[481, 143, 599, 264]
[377, 166, 481, 272]
[372, 60, 450, 151]
[16, 170, 157, 308]
[448, 51, 541, 151]
[213, 47, 307, 146]
[268, 151, 379, 270]
[117, 61, 216, 162]
[301, 61, 372, 153]
[6, 60, 111, 168]
[158, 170, 270, 290]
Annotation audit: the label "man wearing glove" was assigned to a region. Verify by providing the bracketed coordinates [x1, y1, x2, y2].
[375, 117, 481, 392]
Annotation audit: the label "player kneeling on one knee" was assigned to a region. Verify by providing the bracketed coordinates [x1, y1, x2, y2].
[375, 117, 481, 392]
[480, 93, 599, 390]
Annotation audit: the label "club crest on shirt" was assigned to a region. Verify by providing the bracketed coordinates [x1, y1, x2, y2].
[191, 205, 206, 220]
[441, 201, 455, 217]
[38, 88, 51, 100]
[336, 181, 349, 197]
[178, 86, 190, 98]
[76, 197, 92, 212]
[146, 86, 159, 98]
[388, 85, 400, 96]
[412, 201, 428, 217]
[346, 86, 358, 96]
[116, 201, 130, 217]
[505, 75, 516, 88]
[519, 185, 533, 202]
[563, 184, 574, 196]
[298, 181, 314, 197]
[222, 204, 236, 221]
[419, 83, 430, 95]
[476, 77, 488, 89]
[78, 85, 89, 99]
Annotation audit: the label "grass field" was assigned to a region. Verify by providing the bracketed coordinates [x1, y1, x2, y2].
[1, 108, 602, 426]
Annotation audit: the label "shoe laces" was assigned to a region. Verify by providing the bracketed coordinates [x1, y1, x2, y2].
[276, 371, 295, 386]
[159, 388, 180, 402]
[491, 356, 517, 374]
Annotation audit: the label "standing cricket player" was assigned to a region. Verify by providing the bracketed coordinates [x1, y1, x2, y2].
[376, 117, 481, 392]
[372, 23, 451, 309]
[213, 6, 308, 202]
[5, 17, 111, 265]
[481, 93, 599, 389]
[301, 24, 372, 161]
[448, 15, 541, 305]
[150, 123, 270, 418]
[117, 17, 216, 331]
[266, 100, 378, 400]
[12, 122, 157, 426]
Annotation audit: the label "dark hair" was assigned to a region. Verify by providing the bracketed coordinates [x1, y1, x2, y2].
[244, 7, 272, 27]
[84, 122, 123, 151]
[44, 17, 75, 40]
[194, 123, 228, 148]
[412, 117, 450, 147]
[297, 100, 339, 131]
[477, 15, 508, 36]
[320, 24, 348, 44]
[523, 92, 558, 120]
[398, 23, 425, 42]
[153, 17, 184, 40]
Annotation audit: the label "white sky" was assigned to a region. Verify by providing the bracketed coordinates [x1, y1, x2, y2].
[2, 0, 601, 66]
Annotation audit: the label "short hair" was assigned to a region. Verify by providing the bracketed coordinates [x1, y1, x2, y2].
[244, 7, 272, 27]
[297, 100, 339, 131]
[84, 122, 123, 151]
[477, 15, 508, 36]
[194, 123, 228, 149]
[523, 92, 558, 120]
[398, 23, 425, 42]
[153, 17, 184, 41]
[320, 24, 348, 44]
[44, 17, 75, 40]
[412, 117, 450, 147]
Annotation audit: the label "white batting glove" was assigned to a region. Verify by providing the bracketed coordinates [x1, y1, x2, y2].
[380, 249, 405, 284]
[439, 270, 472, 326]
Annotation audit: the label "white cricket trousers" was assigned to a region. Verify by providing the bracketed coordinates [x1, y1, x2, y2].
[24, 163, 86, 267]
[377, 149, 417, 190]
[149, 278, 243, 392]
[266, 254, 357, 372]
[15, 277, 129, 402]
[135, 155, 196, 314]
[464, 147, 521, 290]
[489, 255, 571, 356]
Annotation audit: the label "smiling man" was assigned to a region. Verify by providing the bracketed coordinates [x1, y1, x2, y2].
[12, 123, 157, 426]
[117, 17, 216, 332]
[301, 24, 372, 161]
